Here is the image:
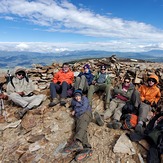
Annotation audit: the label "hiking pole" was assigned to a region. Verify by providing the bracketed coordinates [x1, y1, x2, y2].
[0, 87, 4, 115]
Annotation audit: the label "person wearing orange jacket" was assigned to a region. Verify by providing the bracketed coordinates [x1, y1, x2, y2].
[135, 74, 161, 134]
[49, 63, 74, 107]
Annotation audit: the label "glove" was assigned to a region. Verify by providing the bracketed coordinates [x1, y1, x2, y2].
[151, 102, 157, 108]
[143, 100, 151, 105]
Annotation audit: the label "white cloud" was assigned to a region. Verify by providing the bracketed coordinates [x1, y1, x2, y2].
[0, 0, 163, 52]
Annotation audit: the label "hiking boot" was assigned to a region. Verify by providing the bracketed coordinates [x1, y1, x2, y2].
[75, 148, 93, 162]
[60, 98, 66, 106]
[135, 123, 144, 134]
[112, 121, 122, 129]
[107, 121, 114, 128]
[17, 107, 29, 119]
[48, 98, 59, 107]
[94, 111, 104, 126]
[62, 141, 83, 153]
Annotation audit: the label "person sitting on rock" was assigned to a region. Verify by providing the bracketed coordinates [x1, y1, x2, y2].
[87, 65, 111, 109]
[6, 67, 46, 118]
[63, 89, 92, 154]
[134, 74, 161, 134]
[49, 63, 74, 107]
[74, 64, 94, 93]
[105, 76, 135, 129]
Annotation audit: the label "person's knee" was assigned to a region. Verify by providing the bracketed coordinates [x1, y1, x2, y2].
[62, 81, 68, 86]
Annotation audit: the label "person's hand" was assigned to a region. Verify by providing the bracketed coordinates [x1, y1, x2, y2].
[143, 100, 151, 105]
[71, 110, 75, 116]
[17, 92, 25, 96]
[92, 81, 96, 85]
[151, 102, 157, 108]
[0, 93, 8, 100]
[57, 81, 61, 84]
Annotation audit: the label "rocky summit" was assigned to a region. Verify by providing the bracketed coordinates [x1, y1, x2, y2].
[0, 56, 163, 163]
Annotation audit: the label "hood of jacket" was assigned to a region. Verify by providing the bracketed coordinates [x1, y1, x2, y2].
[14, 67, 26, 75]
[148, 74, 159, 84]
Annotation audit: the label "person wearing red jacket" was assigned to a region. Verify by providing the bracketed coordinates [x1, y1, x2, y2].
[135, 74, 161, 134]
[49, 63, 74, 107]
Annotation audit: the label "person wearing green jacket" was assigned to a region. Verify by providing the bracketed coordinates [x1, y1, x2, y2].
[87, 65, 111, 110]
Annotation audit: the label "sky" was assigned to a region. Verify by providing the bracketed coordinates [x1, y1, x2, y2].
[0, 0, 163, 53]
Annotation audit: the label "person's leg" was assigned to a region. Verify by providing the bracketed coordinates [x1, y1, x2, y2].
[105, 84, 111, 109]
[78, 75, 89, 92]
[103, 98, 118, 120]
[87, 85, 96, 107]
[9, 92, 28, 108]
[75, 111, 92, 148]
[131, 89, 141, 108]
[49, 82, 60, 99]
[74, 77, 81, 90]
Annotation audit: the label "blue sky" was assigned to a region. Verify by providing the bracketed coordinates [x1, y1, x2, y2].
[0, 0, 163, 53]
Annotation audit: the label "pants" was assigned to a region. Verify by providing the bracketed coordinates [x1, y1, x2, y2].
[74, 76, 89, 92]
[50, 81, 71, 99]
[104, 98, 126, 120]
[87, 83, 110, 108]
[74, 111, 92, 148]
[131, 90, 151, 122]
[9, 92, 45, 109]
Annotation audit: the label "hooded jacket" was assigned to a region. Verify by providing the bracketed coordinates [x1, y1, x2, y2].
[53, 69, 74, 85]
[78, 70, 94, 85]
[7, 68, 35, 95]
[138, 74, 161, 105]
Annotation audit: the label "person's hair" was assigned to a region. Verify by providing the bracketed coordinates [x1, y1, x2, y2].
[62, 63, 69, 67]
[124, 76, 131, 81]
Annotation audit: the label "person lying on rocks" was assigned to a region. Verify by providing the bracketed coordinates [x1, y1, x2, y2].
[63, 89, 93, 154]
[87, 65, 111, 109]
[134, 74, 161, 134]
[74, 64, 94, 93]
[104, 76, 135, 129]
[48, 63, 74, 107]
[6, 67, 46, 119]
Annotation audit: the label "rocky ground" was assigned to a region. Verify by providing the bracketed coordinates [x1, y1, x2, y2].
[0, 56, 163, 163]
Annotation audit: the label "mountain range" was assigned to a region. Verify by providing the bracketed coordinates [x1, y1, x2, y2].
[0, 50, 163, 69]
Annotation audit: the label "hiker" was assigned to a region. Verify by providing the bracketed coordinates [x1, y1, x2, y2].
[87, 65, 111, 109]
[105, 76, 135, 129]
[48, 63, 74, 107]
[134, 74, 161, 134]
[6, 67, 46, 118]
[63, 89, 92, 155]
[74, 64, 94, 93]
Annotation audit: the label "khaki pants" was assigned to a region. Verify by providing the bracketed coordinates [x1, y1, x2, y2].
[74, 111, 92, 148]
[9, 92, 45, 109]
[104, 98, 126, 120]
[74, 76, 89, 92]
[87, 83, 111, 109]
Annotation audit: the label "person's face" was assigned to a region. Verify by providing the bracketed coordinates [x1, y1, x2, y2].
[16, 72, 25, 80]
[75, 94, 82, 102]
[84, 68, 89, 73]
[124, 79, 130, 86]
[101, 68, 106, 74]
[62, 65, 69, 72]
[148, 78, 156, 87]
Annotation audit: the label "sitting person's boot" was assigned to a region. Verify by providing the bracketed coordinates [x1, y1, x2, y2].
[135, 122, 144, 134]
[62, 140, 83, 153]
[48, 98, 59, 107]
[60, 98, 66, 106]
[94, 111, 104, 126]
[17, 107, 29, 119]
[112, 120, 122, 129]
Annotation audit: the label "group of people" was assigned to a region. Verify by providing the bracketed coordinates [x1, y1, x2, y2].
[1, 62, 162, 162]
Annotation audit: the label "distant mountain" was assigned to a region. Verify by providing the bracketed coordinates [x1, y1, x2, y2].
[0, 50, 163, 69]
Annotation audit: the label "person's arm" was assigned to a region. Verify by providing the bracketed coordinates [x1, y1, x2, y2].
[52, 72, 59, 84]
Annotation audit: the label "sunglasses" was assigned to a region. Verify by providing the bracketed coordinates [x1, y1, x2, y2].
[148, 78, 156, 83]
[17, 73, 25, 77]
[101, 69, 106, 70]
[124, 81, 130, 83]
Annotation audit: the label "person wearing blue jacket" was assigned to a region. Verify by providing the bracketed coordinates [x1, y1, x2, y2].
[63, 89, 92, 153]
[74, 64, 94, 92]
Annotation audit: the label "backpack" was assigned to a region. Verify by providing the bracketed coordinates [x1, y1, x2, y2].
[122, 114, 138, 130]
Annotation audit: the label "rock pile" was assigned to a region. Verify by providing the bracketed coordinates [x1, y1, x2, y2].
[0, 56, 163, 163]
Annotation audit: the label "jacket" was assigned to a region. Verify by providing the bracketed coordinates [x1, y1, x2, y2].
[53, 69, 74, 85]
[114, 83, 135, 101]
[71, 96, 91, 118]
[78, 70, 94, 85]
[93, 72, 111, 85]
[7, 76, 35, 95]
[138, 74, 161, 105]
